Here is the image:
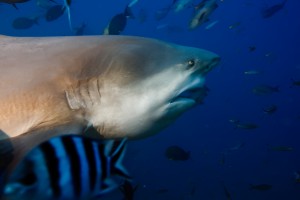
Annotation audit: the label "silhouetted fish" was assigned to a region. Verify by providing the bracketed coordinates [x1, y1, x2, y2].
[45, 4, 66, 22]
[172, 0, 193, 12]
[0, 0, 29, 9]
[252, 85, 279, 95]
[235, 122, 258, 130]
[291, 79, 300, 87]
[263, 104, 277, 114]
[222, 183, 232, 200]
[103, 5, 134, 35]
[250, 184, 272, 191]
[189, 0, 218, 29]
[261, 0, 287, 18]
[165, 145, 190, 161]
[12, 16, 39, 29]
[268, 145, 293, 152]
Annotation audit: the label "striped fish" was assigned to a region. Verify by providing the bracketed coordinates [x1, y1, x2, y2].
[2, 134, 130, 200]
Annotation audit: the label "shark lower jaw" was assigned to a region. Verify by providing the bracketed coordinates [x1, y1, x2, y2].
[170, 85, 209, 106]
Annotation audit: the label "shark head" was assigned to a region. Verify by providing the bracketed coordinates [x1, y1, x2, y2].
[0, 35, 219, 173]
[77, 37, 220, 139]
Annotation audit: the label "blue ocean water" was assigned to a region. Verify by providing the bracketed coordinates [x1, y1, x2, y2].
[1, 0, 299, 199]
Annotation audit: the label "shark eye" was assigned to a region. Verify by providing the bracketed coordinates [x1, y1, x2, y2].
[187, 59, 195, 69]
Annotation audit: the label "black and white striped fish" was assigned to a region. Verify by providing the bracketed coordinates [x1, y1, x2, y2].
[2, 134, 130, 200]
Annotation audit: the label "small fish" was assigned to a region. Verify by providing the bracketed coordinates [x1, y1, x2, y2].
[264, 52, 273, 57]
[0, 0, 29, 9]
[244, 70, 261, 75]
[263, 104, 277, 114]
[165, 145, 190, 161]
[189, 0, 218, 29]
[294, 171, 300, 183]
[12, 16, 39, 29]
[2, 131, 130, 200]
[252, 85, 279, 95]
[189, 183, 196, 196]
[248, 46, 256, 52]
[235, 122, 258, 130]
[156, 188, 169, 194]
[45, 4, 66, 22]
[261, 0, 287, 19]
[222, 183, 232, 200]
[291, 79, 300, 87]
[228, 21, 241, 30]
[103, 5, 134, 35]
[269, 145, 293, 152]
[128, 0, 139, 7]
[229, 142, 245, 151]
[250, 184, 272, 191]
[172, 0, 193, 12]
[119, 180, 138, 200]
[36, 0, 56, 9]
[228, 118, 240, 124]
[205, 20, 219, 30]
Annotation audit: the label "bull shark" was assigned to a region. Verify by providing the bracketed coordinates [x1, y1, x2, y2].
[0, 35, 219, 170]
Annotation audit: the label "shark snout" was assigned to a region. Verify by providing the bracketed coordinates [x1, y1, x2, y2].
[198, 53, 220, 74]
[210, 56, 221, 69]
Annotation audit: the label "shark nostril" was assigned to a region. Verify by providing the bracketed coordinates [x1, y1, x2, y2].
[200, 56, 220, 73]
[211, 56, 221, 65]
[208, 56, 220, 70]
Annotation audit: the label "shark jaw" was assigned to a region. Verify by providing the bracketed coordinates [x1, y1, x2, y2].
[87, 70, 210, 140]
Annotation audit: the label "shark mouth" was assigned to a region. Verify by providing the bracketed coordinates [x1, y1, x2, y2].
[171, 86, 209, 104]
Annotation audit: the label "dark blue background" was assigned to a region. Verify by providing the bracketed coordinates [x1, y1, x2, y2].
[1, 0, 299, 199]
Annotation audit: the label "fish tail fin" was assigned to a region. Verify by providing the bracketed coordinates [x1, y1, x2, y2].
[66, 7, 73, 31]
[124, 4, 135, 19]
[63, 0, 73, 31]
[109, 139, 131, 180]
[0, 130, 14, 197]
